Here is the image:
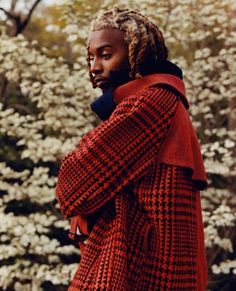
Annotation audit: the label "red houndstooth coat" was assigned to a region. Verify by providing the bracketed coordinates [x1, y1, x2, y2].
[56, 73, 208, 290]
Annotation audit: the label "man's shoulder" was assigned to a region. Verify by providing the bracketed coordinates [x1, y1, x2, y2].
[114, 73, 187, 107]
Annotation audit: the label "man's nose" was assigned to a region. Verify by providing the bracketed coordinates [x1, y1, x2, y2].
[90, 58, 103, 74]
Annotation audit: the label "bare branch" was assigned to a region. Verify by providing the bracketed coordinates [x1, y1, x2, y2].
[18, 0, 41, 35]
[0, 7, 17, 20]
[11, 103, 33, 115]
[0, 0, 42, 36]
[0, 77, 9, 110]
[10, 0, 18, 13]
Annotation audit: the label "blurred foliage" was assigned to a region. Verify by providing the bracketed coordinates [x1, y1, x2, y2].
[23, 5, 71, 60]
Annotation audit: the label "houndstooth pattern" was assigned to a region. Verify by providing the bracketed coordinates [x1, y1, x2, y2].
[56, 85, 207, 290]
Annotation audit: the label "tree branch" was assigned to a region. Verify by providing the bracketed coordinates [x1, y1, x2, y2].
[17, 0, 41, 35]
[0, 7, 18, 21]
[10, 0, 18, 13]
[0, 0, 42, 36]
[0, 77, 9, 110]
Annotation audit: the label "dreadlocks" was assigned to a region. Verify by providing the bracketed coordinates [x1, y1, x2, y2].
[87, 7, 168, 88]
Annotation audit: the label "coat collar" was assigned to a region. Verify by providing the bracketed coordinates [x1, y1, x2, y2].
[90, 61, 188, 121]
[113, 73, 189, 109]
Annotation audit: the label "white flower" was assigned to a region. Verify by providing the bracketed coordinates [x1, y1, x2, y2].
[224, 139, 235, 148]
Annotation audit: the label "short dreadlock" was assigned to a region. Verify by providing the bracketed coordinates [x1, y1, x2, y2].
[87, 7, 168, 88]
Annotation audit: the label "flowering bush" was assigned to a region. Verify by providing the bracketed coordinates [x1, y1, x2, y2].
[0, 18, 95, 291]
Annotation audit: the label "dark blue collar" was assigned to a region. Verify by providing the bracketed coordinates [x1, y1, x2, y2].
[90, 89, 115, 121]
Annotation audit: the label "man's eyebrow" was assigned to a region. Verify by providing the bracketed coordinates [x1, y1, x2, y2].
[89, 44, 113, 54]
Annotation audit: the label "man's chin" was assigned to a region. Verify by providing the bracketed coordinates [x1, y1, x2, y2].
[101, 87, 112, 93]
[98, 83, 112, 94]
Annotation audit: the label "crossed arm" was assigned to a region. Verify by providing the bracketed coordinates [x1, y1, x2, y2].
[56, 86, 179, 218]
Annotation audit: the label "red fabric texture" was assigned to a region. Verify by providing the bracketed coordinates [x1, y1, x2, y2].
[113, 73, 189, 109]
[113, 74, 207, 188]
[56, 75, 208, 290]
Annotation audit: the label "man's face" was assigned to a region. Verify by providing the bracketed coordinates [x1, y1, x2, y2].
[88, 28, 130, 92]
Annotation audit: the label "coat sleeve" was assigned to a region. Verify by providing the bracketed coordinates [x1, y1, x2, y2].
[56, 86, 179, 218]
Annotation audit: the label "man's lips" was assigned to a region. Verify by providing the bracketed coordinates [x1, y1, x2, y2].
[97, 80, 108, 87]
[94, 77, 109, 88]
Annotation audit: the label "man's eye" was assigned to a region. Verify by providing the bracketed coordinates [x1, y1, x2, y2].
[102, 53, 112, 59]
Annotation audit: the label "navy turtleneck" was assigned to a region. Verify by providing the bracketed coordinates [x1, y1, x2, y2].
[90, 60, 183, 121]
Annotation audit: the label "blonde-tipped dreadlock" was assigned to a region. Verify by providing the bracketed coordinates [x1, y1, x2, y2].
[87, 7, 168, 88]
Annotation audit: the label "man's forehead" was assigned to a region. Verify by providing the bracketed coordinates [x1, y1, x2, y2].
[88, 28, 126, 50]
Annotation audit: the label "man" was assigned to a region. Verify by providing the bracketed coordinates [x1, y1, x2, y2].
[56, 7, 207, 290]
